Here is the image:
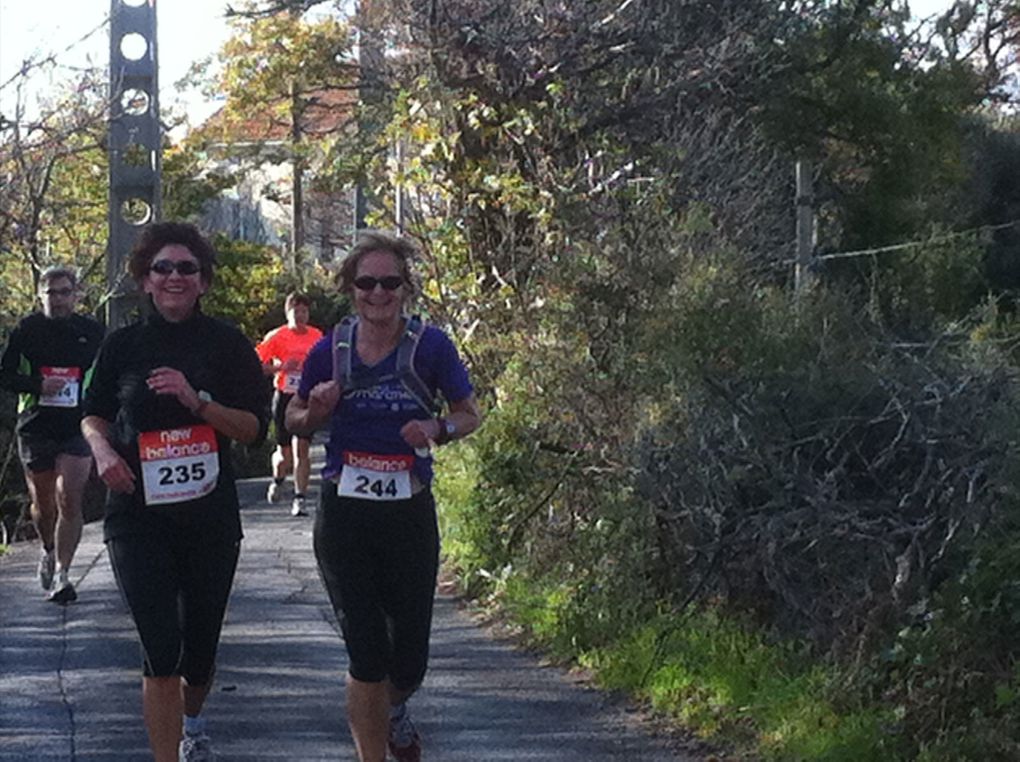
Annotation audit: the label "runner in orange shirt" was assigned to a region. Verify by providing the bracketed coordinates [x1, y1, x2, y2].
[255, 292, 323, 516]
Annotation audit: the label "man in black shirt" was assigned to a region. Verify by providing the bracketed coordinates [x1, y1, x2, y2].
[0, 266, 104, 603]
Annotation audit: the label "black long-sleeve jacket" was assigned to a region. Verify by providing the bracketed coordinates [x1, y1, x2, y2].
[83, 309, 270, 542]
[0, 312, 104, 439]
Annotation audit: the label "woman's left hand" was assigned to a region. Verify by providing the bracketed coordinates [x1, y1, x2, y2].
[400, 418, 439, 450]
[147, 366, 201, 412]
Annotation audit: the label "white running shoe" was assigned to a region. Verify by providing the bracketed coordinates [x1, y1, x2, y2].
[38, 550, 55, 591]
[179, 731, 215, 761]
[291, 496, 307, 517]
[267, 481, 281, 502]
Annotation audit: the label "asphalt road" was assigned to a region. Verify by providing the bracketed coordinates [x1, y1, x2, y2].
[0, 471, 698, 761]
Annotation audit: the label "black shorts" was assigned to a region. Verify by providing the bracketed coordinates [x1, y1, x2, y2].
[314, 486, 439, 689]
[107, 525, 240, 684]
[272, 391, 309, 447]
[18, 432, 92, 473]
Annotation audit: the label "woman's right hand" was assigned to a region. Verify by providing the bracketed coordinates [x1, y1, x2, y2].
[308, 380, 341, 418]
[285, 381, 342, 436]
[94, 448, 136, 495]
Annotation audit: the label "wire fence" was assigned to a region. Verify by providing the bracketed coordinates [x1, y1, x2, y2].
[814, 219, 1020, 262]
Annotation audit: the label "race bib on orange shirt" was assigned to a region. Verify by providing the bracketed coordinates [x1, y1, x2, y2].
[337, 451, 414, 501]
[39, 366, 81, 408]
[138, 426, 220, 506]
[282, 370, 302, 394]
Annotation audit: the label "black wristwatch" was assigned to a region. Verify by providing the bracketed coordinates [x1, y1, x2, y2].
[436, 417, 456, 445]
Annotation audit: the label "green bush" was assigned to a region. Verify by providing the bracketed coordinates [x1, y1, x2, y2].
[881, 521, 1020, 760]
[440, 248, 1020, 758]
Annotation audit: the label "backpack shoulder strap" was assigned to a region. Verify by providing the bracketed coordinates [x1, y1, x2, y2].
[395, 315, 436, 414]
[331, 315, 357, 387]
[394, 315, 425, 373]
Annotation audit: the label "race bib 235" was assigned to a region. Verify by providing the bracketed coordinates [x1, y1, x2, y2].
[138, 425, 220, 506]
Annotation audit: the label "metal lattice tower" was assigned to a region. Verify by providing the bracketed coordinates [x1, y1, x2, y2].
[107, 0, 161, 329]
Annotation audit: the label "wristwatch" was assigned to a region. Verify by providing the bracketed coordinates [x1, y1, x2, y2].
[194, 390, 212, 417]
[436, 417, 456, 445]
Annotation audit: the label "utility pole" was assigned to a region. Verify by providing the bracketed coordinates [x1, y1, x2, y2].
[107, 0, 161, 328]
[290, 77, 304, 271]
[353, 0, 383, 238]
[795, 158, 816, 295]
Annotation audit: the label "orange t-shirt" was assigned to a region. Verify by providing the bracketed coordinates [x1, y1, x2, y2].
[255, 324, 324, 393]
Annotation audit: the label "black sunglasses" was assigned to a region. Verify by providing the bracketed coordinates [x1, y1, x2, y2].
[353, 275, 404, 291]
[43, 287, 74, 297]
[150, 259, 201, 276]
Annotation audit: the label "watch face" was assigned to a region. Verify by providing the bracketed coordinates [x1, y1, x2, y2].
[444, 421, 456, 435]
[198, 391, 212, 402]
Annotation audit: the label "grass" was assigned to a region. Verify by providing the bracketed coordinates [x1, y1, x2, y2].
[520, 590, 901, 760]
[437, 550, 905, 760]
[434, 442, 907, 760]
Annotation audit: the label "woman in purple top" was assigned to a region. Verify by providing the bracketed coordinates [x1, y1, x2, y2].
[287, 231, 482, 762]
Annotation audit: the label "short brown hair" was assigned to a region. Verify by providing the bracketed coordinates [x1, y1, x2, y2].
[39, 266, 78, 290]
[337, 231, 418, 300]
[285, 291, 311, 311]
[128, 222, 216, 283]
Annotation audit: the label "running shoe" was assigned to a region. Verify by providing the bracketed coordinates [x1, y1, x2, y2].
[388, 732, 422, 762]
[291, 496, 307, 517]
[388, 706, 422, 762]
[179, 731, 216, 761]
[267, 481, 282, 502]
[38, 550, 55, 591]
[48, 581, 77, 604]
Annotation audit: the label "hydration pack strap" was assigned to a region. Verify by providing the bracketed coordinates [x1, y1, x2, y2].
[331, 315, 436, 414]
[331, 316, 356, 389]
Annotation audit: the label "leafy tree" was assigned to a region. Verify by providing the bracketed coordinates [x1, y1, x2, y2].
[162, 142, 237, 222]
[933, 0, 1020, 104]
[201, 234, 285, 338]
[0, 70, 109, 317]
[201, 9, 357, 262]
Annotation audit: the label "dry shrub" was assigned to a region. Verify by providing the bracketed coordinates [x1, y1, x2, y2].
[638, 280, 1020, 657]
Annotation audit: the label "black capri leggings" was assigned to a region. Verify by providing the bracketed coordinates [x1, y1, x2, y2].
[314, 486, 439, 690]
[272, 390, 308, 446]
[107, 529, 239, 684]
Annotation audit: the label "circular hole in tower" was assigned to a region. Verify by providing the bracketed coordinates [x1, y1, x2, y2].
[120, 198, 152, 226]
[120, 33, 148, 61]
[121, 88, 150, 116]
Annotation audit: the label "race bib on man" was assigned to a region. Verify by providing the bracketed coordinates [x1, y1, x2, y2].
[338, 451, 414, 501]
[39, 366, 81, 408]
[138, 426, 220, 506]
[282, 370, 301, 394]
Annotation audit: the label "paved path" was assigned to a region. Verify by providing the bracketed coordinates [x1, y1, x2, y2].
[0, 473, 695, 761]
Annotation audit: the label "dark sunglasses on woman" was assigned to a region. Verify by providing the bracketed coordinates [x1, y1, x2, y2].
[150, 260, 201, 276]
[353, 276, 404, 291]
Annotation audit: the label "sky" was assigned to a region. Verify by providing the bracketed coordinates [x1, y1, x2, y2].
[0, 0, 956, 133]
[0, 0, 238, 129]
